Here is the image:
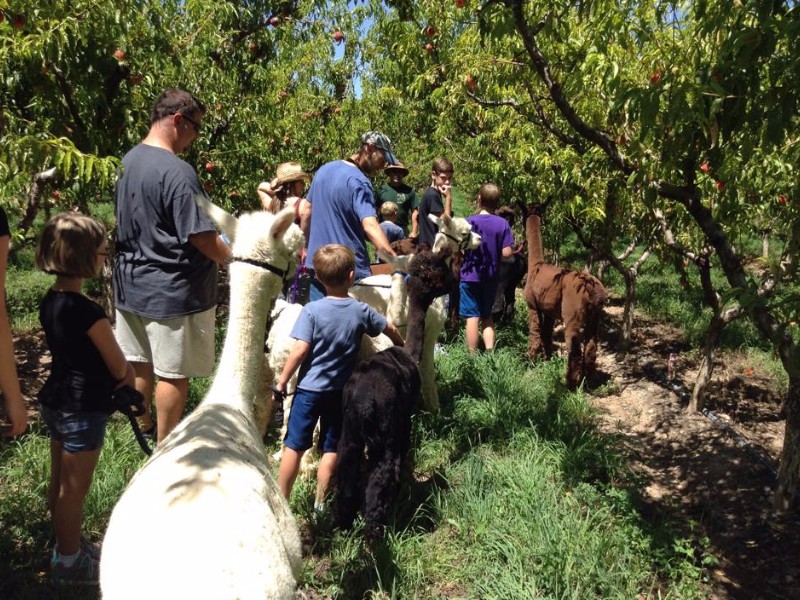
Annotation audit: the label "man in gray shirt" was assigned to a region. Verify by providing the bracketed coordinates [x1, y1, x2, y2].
[114, 88, 230, 443]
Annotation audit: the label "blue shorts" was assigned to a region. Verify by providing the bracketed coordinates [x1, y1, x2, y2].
[459, 280, 499, 319]
[39, 405, 108, 453]
[283, 388, 343, 453]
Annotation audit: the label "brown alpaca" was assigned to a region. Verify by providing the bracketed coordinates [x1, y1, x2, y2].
[522, 204, 607, 390]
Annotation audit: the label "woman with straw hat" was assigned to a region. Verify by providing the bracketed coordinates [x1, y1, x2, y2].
[257, 162, 312, 220]
[258, 162, 313, 303]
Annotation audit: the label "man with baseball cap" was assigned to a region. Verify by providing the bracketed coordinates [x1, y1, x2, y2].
[299, 131, 399, 300]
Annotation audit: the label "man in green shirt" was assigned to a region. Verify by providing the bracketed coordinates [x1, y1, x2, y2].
[376, 163, 418, 238]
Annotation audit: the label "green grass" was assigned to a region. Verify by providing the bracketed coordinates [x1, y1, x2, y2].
[291, 347, 704, 599]
[0, 238, 717, 598]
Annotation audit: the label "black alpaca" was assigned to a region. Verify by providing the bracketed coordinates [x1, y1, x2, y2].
[491, 206, 527, 323]
[335, 248, 453, 538]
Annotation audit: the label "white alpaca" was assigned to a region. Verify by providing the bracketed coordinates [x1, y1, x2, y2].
[101, 206, 304, 600]
[350, 214, 481, 411]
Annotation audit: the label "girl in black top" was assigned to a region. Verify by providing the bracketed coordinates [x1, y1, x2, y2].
[36, 213, 135, 585]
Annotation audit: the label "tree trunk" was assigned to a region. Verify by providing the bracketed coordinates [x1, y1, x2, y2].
[620, 268, 635, 351]
[774, 375, 800, 511]
[689, 316, 723, 412]
[17, 168, 58, 238]
[762, 230, 770, 259]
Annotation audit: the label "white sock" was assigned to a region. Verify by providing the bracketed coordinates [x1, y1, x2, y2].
[314, 500, 325, 512]
[57, 550, 80, 567]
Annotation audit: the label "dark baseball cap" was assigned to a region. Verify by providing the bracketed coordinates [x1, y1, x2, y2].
[361, 131, 399, 166]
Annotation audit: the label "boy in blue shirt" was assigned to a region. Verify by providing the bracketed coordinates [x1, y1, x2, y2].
[379, 202, 406, 244]
[276, 244, 403, 507]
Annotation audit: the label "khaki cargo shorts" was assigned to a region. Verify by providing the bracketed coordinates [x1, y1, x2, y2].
[115, 307, 216, 379]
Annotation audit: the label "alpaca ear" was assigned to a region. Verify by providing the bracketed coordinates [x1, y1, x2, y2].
[428, 213, 442, 227]
[270, 205, 296, 240]
[195, 195, 239, 243]
[440, 213, 453, 228]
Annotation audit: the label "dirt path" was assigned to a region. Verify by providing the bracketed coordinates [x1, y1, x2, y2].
[593, 306, 799, 600]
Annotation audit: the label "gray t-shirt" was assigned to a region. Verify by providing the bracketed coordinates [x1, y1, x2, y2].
[113, 144, 218, 319]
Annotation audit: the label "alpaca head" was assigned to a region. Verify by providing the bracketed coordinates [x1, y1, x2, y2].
[196, 195, 304, 268]
[406, 247, 455, 306]
[495, 205, 516, 228]
[231, 208, 304, 266]
[429, 214, 481, 254]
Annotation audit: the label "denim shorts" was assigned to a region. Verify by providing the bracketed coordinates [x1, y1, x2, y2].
[283, 388, 343, 453]
[40, 405, 108, 453]
[459, 280, 500, 319]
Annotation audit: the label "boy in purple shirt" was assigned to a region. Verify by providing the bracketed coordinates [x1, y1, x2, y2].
[459, 184, 515, 353]
[276, 244, 403, 508]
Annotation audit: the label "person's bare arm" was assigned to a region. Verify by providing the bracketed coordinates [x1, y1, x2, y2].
[87, 318, 135, 389]
[441, 185, 453, 217]
[189, 231, 232, 265]
[383, 322, 404, 347]
[277, 340, 310, 393]
[298, 199, 312, 244]
[363, 216, 396, 258]
[409, 209, 419, 238]
[0, 236, 26, 436]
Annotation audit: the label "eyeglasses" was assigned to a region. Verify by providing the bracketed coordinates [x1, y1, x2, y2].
[179, 113, 201, 133]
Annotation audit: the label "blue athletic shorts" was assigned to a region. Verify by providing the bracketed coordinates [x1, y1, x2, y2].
[459, 280, 499, 319]
[39, 405, 108, 453]
[283, 388, 343, 453]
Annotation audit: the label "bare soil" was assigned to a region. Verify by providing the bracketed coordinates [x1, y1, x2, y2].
[5, 305, 799, 599]
[594, 305, 800, 600]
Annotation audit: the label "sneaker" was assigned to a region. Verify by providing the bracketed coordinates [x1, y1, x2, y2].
[51, 548, 99, 585]
[52, 537, 101, 562]
[142, 424, 157, 443]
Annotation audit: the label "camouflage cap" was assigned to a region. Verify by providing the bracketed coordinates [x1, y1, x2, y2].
[361, 131, 399, 165]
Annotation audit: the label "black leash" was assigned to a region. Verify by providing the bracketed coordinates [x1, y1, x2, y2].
[231, 256, 293, 282]
[112, 385, 153, 456]
[271, 385, 295, 401]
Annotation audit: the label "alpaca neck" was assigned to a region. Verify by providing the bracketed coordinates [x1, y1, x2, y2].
[387, 272, 409, 337]
[527, 214, 545, 271]
[204, 264, 280, 415]
[404, 293, 430, 363]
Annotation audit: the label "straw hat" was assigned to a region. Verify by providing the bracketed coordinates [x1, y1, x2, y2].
[270, 161, 311, 190]
[384, 163, 409, 177]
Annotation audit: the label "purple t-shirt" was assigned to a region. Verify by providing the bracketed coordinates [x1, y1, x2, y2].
[460, 213, 515, 283]
[306, 160, 378, 281]
[291, 296, 386, 391]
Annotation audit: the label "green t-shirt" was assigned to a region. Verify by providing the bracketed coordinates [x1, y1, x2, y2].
[376, 183, 418, 234]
